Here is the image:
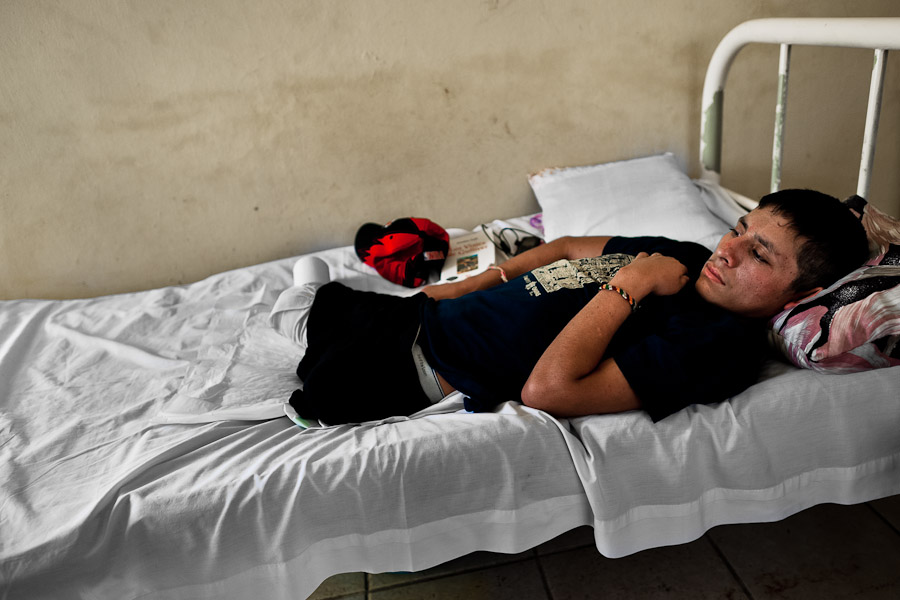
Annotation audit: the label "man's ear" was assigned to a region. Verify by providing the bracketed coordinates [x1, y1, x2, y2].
[783, 286, 824, 311]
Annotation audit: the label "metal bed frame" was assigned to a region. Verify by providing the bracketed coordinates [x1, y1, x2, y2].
[699, 17, 900, 208]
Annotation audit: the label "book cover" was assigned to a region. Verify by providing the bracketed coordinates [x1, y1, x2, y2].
[439, 230, 498, 283]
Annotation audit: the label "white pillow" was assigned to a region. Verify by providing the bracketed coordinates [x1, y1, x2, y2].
[529, 153, 732, 249]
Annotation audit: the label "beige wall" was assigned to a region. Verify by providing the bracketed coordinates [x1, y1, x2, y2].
[2, 1, 899, 299]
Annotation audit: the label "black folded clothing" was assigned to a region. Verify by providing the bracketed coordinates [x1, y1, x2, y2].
[291, 282, 432, 424]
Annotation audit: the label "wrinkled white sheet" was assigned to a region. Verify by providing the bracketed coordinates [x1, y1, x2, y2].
[2, 215, 899, 600]
[0, 218, 590, 600]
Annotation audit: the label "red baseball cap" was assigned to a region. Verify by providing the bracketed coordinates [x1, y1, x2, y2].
[354, 218, 449, 287]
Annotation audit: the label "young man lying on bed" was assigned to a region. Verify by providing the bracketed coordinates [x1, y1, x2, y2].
[269, 189, 868, 425]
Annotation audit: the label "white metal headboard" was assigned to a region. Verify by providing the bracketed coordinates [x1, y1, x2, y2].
[699, 17, 900, 208]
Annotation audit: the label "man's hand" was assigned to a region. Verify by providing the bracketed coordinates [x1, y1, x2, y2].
[611, 252, 689, 301]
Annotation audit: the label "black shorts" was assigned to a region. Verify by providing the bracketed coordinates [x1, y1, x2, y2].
[289, 282, 432, 424]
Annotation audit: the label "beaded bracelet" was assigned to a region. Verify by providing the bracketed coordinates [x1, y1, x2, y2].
[487, 265, 508, 283]
[599, 283, 638, 312]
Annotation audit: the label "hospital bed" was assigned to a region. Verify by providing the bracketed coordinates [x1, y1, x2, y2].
[1, 17, 898, 600]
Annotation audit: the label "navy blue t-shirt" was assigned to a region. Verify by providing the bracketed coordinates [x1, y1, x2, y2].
[419, 236, 765, 421]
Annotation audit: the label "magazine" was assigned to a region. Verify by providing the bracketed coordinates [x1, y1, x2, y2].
[438, 230, 500, 283]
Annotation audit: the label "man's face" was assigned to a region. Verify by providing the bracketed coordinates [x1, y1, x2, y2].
[695, 206, 813, 318]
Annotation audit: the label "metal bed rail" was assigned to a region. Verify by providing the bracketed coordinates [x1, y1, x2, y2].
[699, 17, 900, 208]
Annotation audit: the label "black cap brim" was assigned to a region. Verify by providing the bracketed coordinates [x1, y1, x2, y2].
[354, 223, 386, 260]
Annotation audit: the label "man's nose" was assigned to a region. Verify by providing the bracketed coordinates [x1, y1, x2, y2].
[717, 236, 740, 265]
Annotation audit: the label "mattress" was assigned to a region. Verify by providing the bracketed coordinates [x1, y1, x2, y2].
[2, 209, 898, 600]
[0, 216, 592, 600]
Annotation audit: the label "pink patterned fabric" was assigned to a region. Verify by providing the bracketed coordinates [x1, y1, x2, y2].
[768, 197, 900, 372]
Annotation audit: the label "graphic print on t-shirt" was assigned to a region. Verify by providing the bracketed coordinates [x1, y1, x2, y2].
[526, 254, 634, 296]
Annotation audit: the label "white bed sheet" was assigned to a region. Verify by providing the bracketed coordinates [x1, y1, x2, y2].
[2, 211, 899, 600]
[0, 217, 591, 600]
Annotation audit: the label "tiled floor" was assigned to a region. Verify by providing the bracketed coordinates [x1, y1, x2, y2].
[307, 495, 900, 599]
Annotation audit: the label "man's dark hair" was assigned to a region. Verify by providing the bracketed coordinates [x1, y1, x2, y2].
[757, 188, 869, 293]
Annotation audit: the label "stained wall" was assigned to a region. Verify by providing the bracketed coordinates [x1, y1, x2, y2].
[2, 1, 898, 299]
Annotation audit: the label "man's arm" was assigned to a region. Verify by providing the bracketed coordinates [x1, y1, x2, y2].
[423, 235, 612, 300]
[521, 252, 689, 417]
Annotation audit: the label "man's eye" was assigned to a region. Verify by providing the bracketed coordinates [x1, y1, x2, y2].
[752, 249, 767, 263]
[729, 227, 740, 236]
